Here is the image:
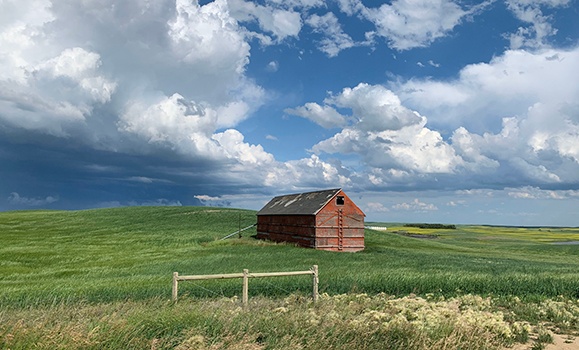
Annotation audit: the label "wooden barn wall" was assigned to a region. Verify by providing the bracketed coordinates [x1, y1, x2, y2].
[256, 215, 317, 248]
[315, 199, 365, 252]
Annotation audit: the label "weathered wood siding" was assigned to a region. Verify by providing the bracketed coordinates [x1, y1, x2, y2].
[256, 215, 317, 248]
[315, 191, 365, 252]
[315, 214, 365, 252]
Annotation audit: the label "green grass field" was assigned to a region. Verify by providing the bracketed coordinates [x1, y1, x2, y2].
[1, 206, 578, 307]
[0, 207, 579, 350]
[2, 206, 579, 349]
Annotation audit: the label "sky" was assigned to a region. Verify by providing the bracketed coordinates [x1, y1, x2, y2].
[1, 0, 578, 226]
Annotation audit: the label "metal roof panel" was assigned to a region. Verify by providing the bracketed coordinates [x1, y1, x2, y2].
[257, 188, 341, 215]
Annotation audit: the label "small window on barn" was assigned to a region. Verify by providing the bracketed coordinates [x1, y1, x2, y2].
[336, 196, 345, 205]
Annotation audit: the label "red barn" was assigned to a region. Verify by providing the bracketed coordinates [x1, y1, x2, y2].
[256, 188, 365, 252]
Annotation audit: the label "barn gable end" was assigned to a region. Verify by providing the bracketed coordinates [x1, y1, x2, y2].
[256, 189, 365, 252]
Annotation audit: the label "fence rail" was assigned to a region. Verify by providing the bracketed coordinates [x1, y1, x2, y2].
[172, 265, 319, 304]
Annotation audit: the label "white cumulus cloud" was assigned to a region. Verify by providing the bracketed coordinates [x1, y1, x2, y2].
[291, 83, 464, 175]
[285, 102, 347, 129]
[361, 0, 470, 50]
[169, 0, 250, 73]
[8, 192, 58, 206]
[120, 93, 274, 167]
[505, 0, 571, 49]
[392, 198, 438, 211]
[365, 202, 390, 213]
[306, 12, 356, 57]
[397, 47, 579, 185]
[228, 0, 303, 42]
[507, 186, 579, 199]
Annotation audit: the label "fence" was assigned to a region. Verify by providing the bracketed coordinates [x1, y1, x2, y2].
[172, 265, 319, 304]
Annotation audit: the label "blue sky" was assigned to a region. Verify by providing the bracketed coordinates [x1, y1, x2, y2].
[1, 0, 578, 226]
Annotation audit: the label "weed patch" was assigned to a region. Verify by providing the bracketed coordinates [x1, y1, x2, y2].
[2, 294, 579, 350]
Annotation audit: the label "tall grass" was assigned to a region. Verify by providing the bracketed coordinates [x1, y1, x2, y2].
[1, 207, 579, 309]
[3, 293, 579, 349]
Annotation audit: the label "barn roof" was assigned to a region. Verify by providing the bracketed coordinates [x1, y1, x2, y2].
[257, 188, 342, 216]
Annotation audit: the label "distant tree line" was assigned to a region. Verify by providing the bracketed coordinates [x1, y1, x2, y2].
[404, 223, 457, 230]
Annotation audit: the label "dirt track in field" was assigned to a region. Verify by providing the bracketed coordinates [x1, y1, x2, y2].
[509, 333, 578, 350]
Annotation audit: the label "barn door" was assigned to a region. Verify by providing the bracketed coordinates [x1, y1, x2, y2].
[337, 209, 344, 251]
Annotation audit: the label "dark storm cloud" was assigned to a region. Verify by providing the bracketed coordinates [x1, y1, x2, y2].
[0, 128, 252, 210]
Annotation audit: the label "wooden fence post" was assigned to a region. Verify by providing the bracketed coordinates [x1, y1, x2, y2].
[172, 272, 179, 302]
[312, 265, 319, 303]
[242, 269, 249, 305]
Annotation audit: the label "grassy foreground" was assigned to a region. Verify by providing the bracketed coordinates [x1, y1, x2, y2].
[1, 206, 579, 349]
[2, 293, 579, 350]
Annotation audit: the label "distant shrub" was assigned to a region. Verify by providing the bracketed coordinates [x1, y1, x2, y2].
[404, 223, 457, 230]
